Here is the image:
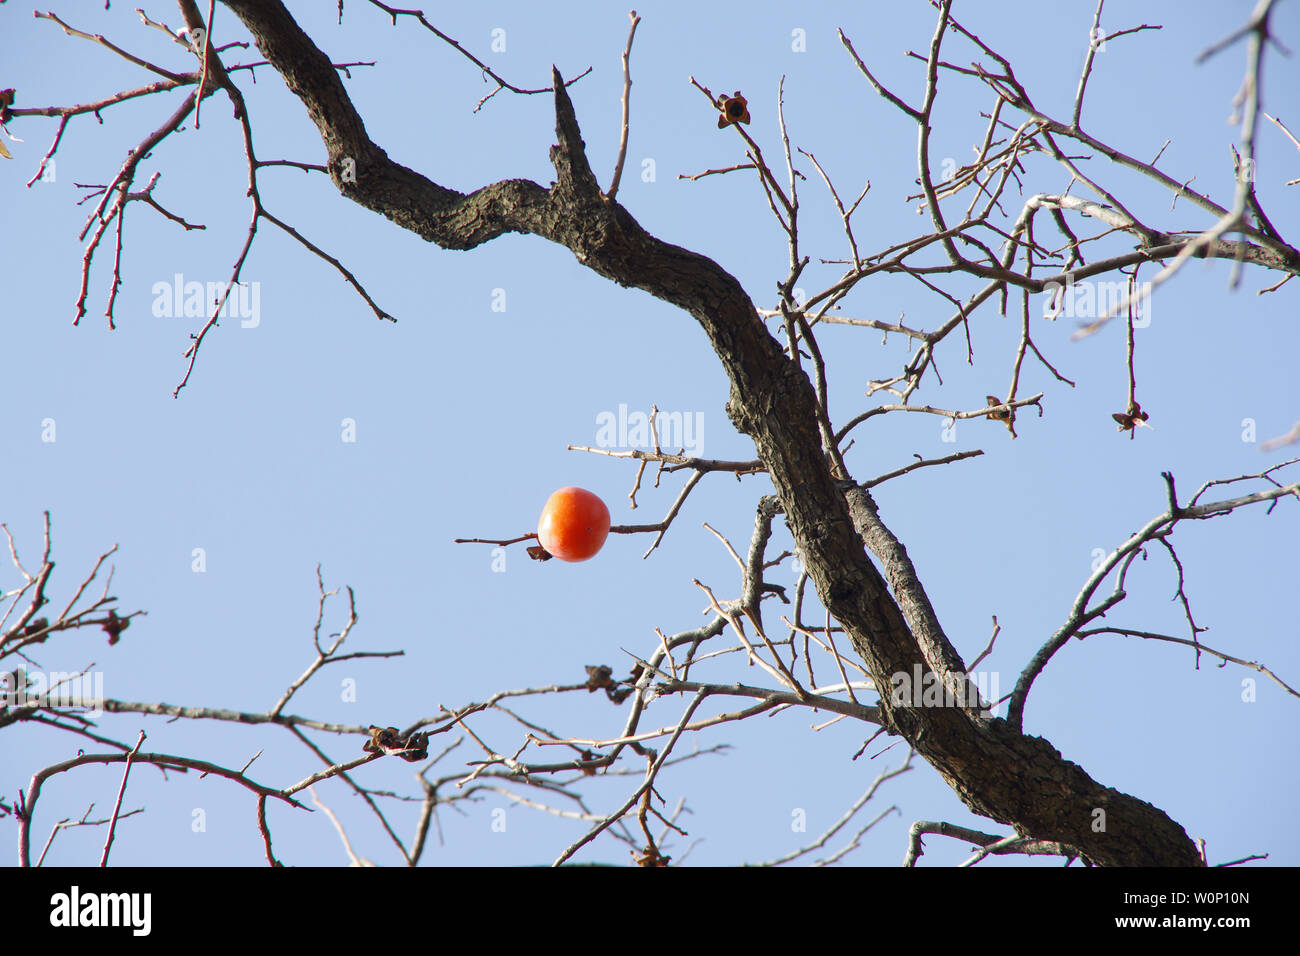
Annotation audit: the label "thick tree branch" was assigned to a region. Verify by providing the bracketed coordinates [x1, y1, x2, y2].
[215, 0, 1210, 865]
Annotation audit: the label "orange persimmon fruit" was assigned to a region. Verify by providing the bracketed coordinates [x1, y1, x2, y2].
[536, 487, 611, 562]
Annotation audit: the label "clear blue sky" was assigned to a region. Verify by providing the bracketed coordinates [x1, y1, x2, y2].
[3, 0, 1298, 867]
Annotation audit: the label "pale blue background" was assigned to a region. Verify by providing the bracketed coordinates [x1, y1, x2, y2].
[2, 0, 1297, 867]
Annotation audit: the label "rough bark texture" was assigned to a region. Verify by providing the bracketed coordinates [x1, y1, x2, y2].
[220, 0, 1203, 866]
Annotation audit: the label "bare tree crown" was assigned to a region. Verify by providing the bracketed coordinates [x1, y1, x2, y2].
[2, 0, 1297, 869]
